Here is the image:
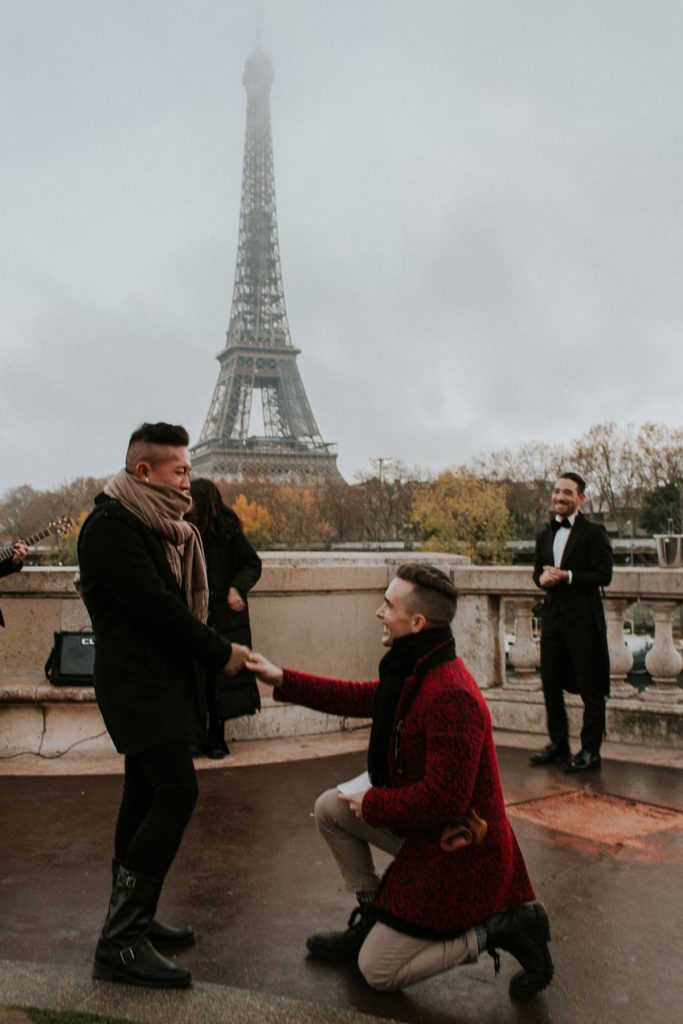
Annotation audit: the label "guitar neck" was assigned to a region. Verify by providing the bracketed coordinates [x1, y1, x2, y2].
[0, 526, 52, 564]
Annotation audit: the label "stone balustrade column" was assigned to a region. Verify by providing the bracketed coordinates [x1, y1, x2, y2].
[506, 598, 541, 691]
[453, 592, 502, 689]
[605, 599, 635, 699]
[643, 600, 683, 702]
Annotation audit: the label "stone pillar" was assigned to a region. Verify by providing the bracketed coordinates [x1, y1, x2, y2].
[454, 593, 502, 689]
[506, 597, 541, 691]
[643, 600, 683, 702]
[605, 599, 635, 699]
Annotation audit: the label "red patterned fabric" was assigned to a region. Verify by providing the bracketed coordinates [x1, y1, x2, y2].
[277, 659, 535, 938]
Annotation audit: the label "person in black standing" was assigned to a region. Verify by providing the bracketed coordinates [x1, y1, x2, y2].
[530, 472, 613, 773]
[0, 542, 28, 628]
[78, 423, 250, 988]
[186, 478, 262, 759]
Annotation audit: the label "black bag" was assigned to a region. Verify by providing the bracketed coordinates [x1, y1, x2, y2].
[215, 669, 261, 720]
[45, 631, 96, 686]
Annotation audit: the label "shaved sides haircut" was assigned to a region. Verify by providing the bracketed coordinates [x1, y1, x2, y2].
[125, 422, 190, 472]
[396, 562, 457, 625]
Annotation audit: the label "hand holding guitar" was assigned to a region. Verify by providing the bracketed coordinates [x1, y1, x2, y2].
[0, 516, 72, 568]
[10, 543, 28, 566]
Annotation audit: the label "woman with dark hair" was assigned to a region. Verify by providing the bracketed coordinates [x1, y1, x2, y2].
[187, 478, 262, 758]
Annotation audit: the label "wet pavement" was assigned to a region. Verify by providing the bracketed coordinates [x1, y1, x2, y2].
[1, 741, 682, 1024]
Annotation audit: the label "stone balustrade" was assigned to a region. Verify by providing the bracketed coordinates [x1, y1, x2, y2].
[452, 564, 682, 747]
[453, 565, 683, 694]
[1, 555, 681, 758]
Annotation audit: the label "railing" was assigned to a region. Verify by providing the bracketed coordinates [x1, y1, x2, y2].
[452, 565, 683, 704]
[1, 557, 681, 759]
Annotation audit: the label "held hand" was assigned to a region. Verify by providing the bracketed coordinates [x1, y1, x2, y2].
[539, 565, 567, 588]
[223, 643, 251, 677]
[227, 586, 246, 613]
[338, 789, 369, 820]
[245, 651, 283, 687]
[11, 543, 28, 565]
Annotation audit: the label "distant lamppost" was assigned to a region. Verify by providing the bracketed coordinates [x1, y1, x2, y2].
[371, 458, 395, 545]
[374, 457, 395, 484]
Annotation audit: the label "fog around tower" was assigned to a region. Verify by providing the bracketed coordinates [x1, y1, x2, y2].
[2, 0, 682, 489]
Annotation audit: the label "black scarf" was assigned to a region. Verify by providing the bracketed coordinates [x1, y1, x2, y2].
[367, 626, 455, 787]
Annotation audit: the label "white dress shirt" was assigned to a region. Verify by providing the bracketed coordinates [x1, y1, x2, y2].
[552, 512, 578, 582]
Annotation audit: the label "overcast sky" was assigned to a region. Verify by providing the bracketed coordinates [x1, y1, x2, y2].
[2, 0, 682, 492]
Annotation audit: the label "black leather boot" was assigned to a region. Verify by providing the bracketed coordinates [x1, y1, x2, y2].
[485, 902, 553, 997]
[110, 857, 194, 950]
[306, 892, 376, 961]
[93, 865, 191, 988]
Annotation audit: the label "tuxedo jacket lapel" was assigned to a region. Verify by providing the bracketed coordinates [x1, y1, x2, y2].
[542, 525, 555, 565]
[560, 514, 587, 568]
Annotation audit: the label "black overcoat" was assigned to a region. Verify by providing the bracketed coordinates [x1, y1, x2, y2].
[203, 514, 262, 645]
[533, 512, 613, 695]
[202, 513, 262, 719]
[77, 495, 232, 754]
[0, 555, 23, 628]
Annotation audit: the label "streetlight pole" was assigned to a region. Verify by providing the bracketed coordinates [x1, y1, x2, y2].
[373, 457, 394, 484]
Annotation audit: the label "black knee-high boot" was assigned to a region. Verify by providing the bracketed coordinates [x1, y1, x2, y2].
[110, 857, 194, 950]
[93, 865, 191, 988]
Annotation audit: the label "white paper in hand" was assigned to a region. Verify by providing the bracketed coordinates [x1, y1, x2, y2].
[337, 770, 370, 796]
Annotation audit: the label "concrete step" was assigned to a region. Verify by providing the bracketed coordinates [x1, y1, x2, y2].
[0, 959, 402, 1024]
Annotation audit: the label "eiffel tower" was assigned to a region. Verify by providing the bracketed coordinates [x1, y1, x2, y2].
[191, 45, 340, 483]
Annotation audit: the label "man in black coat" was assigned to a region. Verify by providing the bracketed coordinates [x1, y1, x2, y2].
[530, 472, 613, 773]
[78, 422, 250, 989]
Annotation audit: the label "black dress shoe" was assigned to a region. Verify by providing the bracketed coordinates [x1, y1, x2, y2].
[565, 750, 601, 772]
[207, 743, 230, 760]
[529, 743, 570, 766]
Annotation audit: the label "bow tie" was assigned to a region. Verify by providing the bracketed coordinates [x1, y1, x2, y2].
[551, 517, 572, 531]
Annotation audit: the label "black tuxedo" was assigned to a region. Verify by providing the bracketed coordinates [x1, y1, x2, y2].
[533, 513, 612, 755]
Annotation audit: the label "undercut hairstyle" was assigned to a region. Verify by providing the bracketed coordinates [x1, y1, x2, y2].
[125, 422, 190, 472]
[396, 562, 457, 626]
[558, 471, 586, 494]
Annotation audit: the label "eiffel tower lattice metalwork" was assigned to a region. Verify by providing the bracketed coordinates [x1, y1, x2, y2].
[191, 46, 340, 482]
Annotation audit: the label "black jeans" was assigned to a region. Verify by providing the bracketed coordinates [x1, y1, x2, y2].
[114, 742, 198, 880]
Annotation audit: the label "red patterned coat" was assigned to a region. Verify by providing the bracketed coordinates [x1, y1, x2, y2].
[276, 658, 535, 938]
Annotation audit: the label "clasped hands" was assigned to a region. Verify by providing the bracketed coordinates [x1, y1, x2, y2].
[223, 643, 252, 677]
[539, 565, 569, 588]
[223, 647, 285, 683]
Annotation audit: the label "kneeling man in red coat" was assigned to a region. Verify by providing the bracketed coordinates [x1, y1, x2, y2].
[247, 563, 553, 998]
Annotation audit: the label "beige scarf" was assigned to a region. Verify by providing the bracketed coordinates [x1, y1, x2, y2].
[104, 469, 209, 623]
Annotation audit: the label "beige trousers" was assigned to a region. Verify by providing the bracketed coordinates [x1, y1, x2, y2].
[314, 787, 479, 991]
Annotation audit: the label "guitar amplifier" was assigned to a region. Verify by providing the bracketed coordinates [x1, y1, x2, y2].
[45, 631, 96, 686]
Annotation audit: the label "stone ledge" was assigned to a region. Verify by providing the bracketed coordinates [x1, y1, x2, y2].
[0, 674, 97, 704]
[0, 682, 367, 758]
[485, 686, 683, 748]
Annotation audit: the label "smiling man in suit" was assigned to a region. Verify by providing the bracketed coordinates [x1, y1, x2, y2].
[530, 472, 613, 773]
